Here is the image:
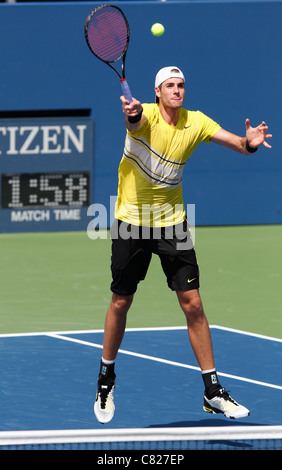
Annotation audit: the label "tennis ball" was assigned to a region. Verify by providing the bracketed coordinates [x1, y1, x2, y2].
[151, 23, 165, 37]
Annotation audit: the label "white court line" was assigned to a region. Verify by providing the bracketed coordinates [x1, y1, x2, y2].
[46, 330, 282, 392]
[1, 324, 282, 342]
[0, 326, 185, 338]
[211, 325, 282, 343]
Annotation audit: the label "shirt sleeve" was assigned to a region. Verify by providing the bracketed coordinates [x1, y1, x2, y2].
[198, 111, 221, 143]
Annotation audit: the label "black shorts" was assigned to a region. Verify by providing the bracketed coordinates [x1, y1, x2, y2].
[110, 219, 200, 296]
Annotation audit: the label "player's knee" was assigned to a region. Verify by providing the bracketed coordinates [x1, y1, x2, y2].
[111, 294, 133, 315]
[186, 299, 204, 323]
[178, 291, 204, 323]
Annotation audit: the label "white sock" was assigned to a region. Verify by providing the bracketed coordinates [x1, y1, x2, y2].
[102, 357, 115, 365]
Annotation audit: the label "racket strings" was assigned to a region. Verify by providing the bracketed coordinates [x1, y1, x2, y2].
[87, 9, 128, 62]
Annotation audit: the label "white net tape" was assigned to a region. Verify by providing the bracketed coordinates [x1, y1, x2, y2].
[1, 425, 282, 447]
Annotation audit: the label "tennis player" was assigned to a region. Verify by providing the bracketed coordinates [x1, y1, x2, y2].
[94, 66, 272, 424]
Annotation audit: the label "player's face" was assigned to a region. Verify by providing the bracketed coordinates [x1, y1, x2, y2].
[155, 78, 185, 109]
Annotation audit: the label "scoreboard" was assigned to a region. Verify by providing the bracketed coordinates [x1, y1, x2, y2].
[0, 116, 93, 232]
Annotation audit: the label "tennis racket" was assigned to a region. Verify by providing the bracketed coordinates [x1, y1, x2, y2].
[84, 3, 133, 102]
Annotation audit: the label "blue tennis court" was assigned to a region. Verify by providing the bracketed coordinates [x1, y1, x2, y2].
[1, 326, 281, 433]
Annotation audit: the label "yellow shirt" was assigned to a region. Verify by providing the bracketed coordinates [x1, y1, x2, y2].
[115, 103, 221, 227]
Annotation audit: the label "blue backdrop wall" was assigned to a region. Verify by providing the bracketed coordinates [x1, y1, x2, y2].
[0, 1, 281, 231]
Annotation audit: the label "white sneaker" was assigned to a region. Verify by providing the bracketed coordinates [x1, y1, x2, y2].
[203, 388, 250, 419]
[94, 380, 115, 424]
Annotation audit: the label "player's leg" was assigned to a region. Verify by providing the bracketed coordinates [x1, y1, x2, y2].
[158, 221, 250, 419]
[177, 289, 249, 418]
[176, 289, 215, 371]
[94, 220, 152, 423]
[94, 293, 133, 424]
[102, 293, 133, 362]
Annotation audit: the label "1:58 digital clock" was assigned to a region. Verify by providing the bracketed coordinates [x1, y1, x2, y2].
[1, 172, 90, 209]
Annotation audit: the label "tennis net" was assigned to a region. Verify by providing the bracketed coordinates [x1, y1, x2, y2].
[0, 425, 282, 450]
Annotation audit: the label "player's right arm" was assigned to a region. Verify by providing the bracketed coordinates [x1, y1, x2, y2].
[120, 96, 147, 132]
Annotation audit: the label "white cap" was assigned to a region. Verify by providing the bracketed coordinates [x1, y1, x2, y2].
[155, 66, 185, 88]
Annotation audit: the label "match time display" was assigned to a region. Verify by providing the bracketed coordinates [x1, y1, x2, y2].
[0, 116, 93, 232]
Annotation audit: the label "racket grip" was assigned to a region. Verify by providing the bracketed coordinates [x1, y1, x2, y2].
[121, 79, 133, 103]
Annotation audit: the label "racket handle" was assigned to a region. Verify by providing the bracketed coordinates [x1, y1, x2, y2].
[121, 79, 133, 103]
